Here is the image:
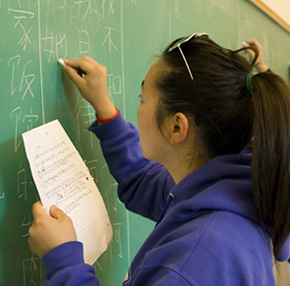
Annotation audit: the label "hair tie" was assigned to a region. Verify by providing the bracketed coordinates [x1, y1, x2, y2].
[246, 72, 257, 93]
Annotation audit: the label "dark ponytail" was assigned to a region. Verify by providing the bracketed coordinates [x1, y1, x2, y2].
[157, 35, 290, 259]
[251, 72, 290, 258]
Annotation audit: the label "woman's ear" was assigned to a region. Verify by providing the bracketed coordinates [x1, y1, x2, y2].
[167, 112, 189, 144]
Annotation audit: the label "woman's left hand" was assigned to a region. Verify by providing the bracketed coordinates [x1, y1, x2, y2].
[243, 39, 268, 73]
[28, 201, 77, 258]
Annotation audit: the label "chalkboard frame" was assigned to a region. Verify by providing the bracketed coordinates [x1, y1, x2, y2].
[250, 0, 290, 33]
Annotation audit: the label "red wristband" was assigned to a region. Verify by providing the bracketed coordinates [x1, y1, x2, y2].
[96, 107, 119, 123]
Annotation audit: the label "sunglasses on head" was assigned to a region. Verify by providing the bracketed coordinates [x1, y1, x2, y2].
[168, 33, 209, 80]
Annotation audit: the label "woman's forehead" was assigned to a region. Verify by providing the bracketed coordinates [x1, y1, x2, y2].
[144, 59, 169, 86]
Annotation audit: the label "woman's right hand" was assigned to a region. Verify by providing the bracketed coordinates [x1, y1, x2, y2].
[64, 56, 116, 119]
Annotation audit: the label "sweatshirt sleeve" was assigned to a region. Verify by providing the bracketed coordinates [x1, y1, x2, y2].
[89, 113, 175, 221]
[42, 242, 99, 286]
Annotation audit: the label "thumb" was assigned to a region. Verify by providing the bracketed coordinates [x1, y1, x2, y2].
[32, 201, 47, 218]
[50, 205, 66, 220]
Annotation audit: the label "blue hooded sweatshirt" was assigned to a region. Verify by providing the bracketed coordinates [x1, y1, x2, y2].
[42, 113, 290, 285]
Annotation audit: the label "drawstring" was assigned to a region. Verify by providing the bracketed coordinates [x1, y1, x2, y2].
[156, 193, 175, 226]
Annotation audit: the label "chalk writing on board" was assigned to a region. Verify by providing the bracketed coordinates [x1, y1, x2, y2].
[8, 55, 21, 96]
[11, 107, 23, 152]
[174, 0, 180, 19]
[8, 57, 36, 101]
[78, 29, 90, 54]
[76, 0, 116, 19]
[107, 73, 122, 100]
[102, 177, 124, 263]
[104, 178, 114, 211]
[42, 25, 68, 62]
[20, 60, 35, 101]
[23, 110, 39, 131]
[2, 0, 129, 284]
[22, 256, 43, 286]
[11, 107, 39, 152]
[107, 0, 115, 16]
[20, 214, 33, 238]
[8, 9, 34, 51]
[102, 27, 118, 54]
[95, 260, 104, 272]
[113, 223, 123, 258]
[72, 98, 96, 149]
[111, 182, 119, 212]
[74, 0, 96, 21]
[17, 161, 27, 201]
[45, 0, 66, 23]
[42, 26, 55, 61]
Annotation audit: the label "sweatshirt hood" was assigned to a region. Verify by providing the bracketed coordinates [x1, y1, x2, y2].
[169, 153, 290, 261]
[170, 153, 255, 221]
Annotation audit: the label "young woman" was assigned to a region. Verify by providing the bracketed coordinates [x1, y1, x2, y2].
[28, 35, 290, 285]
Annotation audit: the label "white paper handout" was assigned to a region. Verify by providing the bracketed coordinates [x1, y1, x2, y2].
[22, 120, 112, 265]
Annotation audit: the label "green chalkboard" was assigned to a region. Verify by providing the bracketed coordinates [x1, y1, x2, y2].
[1, 0, 290, 285]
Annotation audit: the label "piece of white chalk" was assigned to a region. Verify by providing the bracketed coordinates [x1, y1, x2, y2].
[58, 58, 65, 67]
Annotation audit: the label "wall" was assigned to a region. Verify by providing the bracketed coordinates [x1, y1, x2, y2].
[260, 0, 290, 28]
[0, 0, 290, 285]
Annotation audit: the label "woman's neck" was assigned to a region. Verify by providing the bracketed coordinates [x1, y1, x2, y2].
[164, 153, 209, 184]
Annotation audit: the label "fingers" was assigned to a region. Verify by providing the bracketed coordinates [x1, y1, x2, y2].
[243, 39, 268, 72]
[243, 39, 263, 55]
[64, 56, 98, 76]
[62, 56, 106, 89]
[28, 202, 77, 258]
[62, 57, 92, 87]
[64, 63, 85, 87]
[243, 39, 262, 49]
[31, 201, 46, 218]
[49, 205, 66, 220]
[32, 202, 67, 221]
[64, 56, 94, 70]
[59, 55, 113, 115]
